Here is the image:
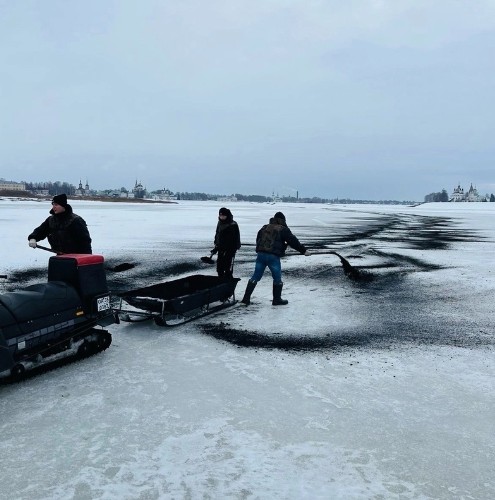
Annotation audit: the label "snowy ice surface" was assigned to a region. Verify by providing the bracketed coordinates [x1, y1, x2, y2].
[0, 199, 494, 500]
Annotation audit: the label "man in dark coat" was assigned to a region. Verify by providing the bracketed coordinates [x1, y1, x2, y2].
[241, 211, 310, 306]
[212, 207, 241, 280]
[28, 194, 92, 254]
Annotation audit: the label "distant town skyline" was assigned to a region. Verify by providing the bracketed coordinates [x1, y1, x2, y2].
[2, 177, 494, 204]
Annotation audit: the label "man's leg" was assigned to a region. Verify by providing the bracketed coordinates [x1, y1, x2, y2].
[241, 253, 267, 305]
[217, 251, 229, 278]
[267, 255, 287, 305]
[266, 254, 282, 284]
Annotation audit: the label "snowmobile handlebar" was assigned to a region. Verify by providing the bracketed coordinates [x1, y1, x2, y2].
[35, 244, 59, 254]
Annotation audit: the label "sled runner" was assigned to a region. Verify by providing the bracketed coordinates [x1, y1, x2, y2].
[115, 274, 240, 326]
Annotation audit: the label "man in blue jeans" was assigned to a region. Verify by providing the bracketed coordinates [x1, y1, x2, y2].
[241, 211, 310, 306]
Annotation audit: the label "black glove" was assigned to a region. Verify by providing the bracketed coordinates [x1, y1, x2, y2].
[210, 247, 218, 255]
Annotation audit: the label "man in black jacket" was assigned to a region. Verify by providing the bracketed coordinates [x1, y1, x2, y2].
[212, 207, 241, 280]
[28, 194, 92, 254]
[241, 211, 310, 306]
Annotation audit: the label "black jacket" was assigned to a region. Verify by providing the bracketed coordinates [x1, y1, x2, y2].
[28, 204, 92, 254]
[214, 209, 241, 254]
[255, 216, 306, 257]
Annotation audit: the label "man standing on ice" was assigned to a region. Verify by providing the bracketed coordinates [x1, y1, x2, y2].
[212, 207, 241, 280]
[241, 211, 310, 306]
[27, 194, 92, 254]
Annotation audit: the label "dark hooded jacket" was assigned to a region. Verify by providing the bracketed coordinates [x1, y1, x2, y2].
[255, 215, 306, 257]
[214, 208, 241, 254]
[28, 203, 92, 254]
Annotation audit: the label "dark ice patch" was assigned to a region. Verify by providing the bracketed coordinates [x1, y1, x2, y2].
[199, 212, 493, 352]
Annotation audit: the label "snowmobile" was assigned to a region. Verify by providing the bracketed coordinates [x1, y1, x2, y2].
[0, 254, 116, 380]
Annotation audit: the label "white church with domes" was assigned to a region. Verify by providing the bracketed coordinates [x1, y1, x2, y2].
[75, 179, 91, 196]
[450, 183, 483, 202]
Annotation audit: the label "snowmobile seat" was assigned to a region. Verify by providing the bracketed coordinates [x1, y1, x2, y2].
[0, 282, 82, 325]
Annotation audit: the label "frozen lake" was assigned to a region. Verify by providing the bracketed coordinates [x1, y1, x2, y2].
[1, 199, 494, 499]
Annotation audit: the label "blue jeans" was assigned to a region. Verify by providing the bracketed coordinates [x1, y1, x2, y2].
[250, 252, 282, 284]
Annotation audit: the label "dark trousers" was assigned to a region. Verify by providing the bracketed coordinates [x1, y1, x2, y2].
[217, 251, 235, 279]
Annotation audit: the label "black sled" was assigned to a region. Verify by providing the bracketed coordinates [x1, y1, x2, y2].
[115, 274, 240, 326]
[0, 254, 116, 380]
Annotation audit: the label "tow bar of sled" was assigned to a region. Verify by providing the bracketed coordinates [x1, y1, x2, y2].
[114, 274, 240, 327]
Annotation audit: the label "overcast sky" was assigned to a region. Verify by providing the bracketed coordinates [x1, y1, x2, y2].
[1, 1, 494, 200]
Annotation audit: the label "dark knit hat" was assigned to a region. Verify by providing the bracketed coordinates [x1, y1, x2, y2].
[219, 207, 230, 216]
[52, 193, 68, 207]
[274, 211, 285, 221]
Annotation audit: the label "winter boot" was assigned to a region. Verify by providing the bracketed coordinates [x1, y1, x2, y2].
[241, 280, 257, 305]
[272, 283, 288, 306]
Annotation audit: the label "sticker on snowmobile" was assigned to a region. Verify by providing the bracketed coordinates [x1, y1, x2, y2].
[97, 295, 111, 312]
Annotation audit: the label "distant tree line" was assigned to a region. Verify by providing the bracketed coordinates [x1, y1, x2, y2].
[175, 192, 417, 204]
[424, 189, 449, 202]
[25, 181, 76, 195]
